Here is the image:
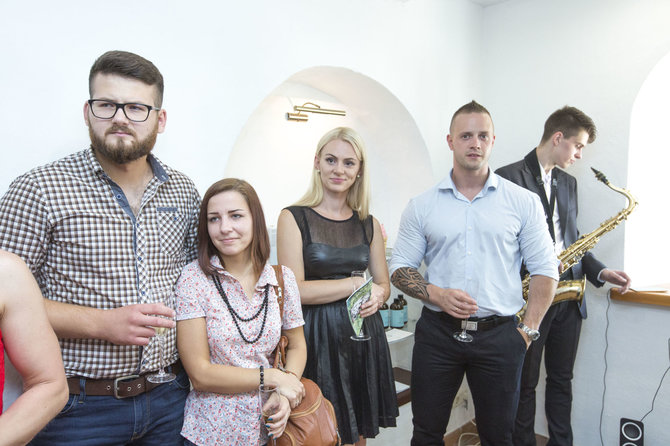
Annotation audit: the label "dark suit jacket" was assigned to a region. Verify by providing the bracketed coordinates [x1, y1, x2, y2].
[495, 149, 606, 319]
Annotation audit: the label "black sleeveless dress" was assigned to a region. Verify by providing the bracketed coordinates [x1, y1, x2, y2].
[286, 206, 398, 443]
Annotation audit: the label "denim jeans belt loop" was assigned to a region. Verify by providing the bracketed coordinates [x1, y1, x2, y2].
[66, 360, 183, 398]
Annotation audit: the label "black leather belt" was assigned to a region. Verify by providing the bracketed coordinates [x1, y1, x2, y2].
[67, 360, 183, 399]
[426, 307, 517, 331]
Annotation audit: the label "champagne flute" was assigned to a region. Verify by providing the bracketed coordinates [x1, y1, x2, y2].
[350, 270, 371, 342]
[147, 287, 176, 383]
[453, 314, 473, 343]
[259, 384, 280, 446]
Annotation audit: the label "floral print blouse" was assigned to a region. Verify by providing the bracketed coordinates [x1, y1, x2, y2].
[176, 258, 304, 445]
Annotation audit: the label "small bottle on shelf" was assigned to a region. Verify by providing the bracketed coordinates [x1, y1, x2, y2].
[398, 294, 408, 326]
[390, 298, 404, 329]
[380, 301, 390, 329]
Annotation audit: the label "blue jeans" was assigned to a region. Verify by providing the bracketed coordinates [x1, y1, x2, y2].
[30, 369, 190, 446]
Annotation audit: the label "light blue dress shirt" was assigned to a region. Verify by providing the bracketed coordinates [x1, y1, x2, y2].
[390, 170, 559, 317]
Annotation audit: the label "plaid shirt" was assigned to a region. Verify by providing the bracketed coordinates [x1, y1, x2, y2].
[0, 148, 200, 379]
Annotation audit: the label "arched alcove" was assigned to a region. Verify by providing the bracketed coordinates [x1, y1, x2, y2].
[624, 52, 670, 286]
[225, 66, 434, 259]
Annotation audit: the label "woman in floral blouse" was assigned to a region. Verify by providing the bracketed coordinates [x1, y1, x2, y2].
[176, 178, 306, 446]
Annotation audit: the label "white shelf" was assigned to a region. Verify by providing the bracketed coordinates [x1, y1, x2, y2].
[385, 328, 414, 344]
[394, 380, 410, 393]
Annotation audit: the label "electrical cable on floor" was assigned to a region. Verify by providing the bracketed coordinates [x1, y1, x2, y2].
[598, 291, 612, 446]
[640, 364, 670, 421]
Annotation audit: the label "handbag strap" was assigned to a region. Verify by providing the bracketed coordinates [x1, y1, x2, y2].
[272, 264, 285, 318]
[271, 265, 288, 369]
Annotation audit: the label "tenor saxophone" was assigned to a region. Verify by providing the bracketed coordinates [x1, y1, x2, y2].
[522, 167, 637, 305]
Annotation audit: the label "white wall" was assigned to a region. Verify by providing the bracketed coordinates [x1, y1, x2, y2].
[482, 0, 670, 443]
[0, 0, 483, 195]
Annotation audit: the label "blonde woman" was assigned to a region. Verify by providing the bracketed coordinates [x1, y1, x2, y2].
[277, 127, 398, 446]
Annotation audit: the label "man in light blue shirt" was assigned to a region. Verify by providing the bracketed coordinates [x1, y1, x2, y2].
[390, 101, 559, 446]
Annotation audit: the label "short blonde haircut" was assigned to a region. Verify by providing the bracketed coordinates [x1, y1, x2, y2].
[294, 127, 371, 220]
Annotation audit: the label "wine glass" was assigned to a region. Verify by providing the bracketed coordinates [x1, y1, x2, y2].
[453, 314, 473, 343]
[259, 384, 280, 445]
[350, 270, 371, 342]
[147, 287, 176, 383]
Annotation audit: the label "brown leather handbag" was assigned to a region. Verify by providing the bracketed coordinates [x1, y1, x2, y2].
[271, 265, 340, 446]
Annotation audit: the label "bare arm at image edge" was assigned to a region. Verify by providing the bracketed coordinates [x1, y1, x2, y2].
[0, 251, 68, 446]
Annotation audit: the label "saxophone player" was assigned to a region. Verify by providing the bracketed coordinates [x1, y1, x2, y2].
[496, 106, 632, 446]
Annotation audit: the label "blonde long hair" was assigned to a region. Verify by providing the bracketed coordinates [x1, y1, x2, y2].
[294, 127, 371, 220]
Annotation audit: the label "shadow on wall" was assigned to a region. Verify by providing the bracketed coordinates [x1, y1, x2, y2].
[225, 66, 434, 257]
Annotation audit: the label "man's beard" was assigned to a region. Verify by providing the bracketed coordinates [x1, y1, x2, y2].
[89, 123, 158, 164]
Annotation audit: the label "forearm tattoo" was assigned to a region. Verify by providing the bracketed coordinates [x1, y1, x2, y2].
[391, 267, 430, 301]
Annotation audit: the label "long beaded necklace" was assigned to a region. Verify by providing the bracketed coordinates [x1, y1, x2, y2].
[211, 274, 269, 344]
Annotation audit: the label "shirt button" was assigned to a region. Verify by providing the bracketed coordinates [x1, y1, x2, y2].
[138, 256, 143, 262]
[116, 194, 122, 200]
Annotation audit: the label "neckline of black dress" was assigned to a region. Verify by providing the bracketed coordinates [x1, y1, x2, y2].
[306, 206, 357, 223]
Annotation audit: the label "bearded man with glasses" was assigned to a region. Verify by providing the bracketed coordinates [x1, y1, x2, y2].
[0, 50, 200, 445]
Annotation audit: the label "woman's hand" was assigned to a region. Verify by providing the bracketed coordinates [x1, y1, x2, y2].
[268, 368, 305, 408]
[359, 282, 386, 318]
[264, 393, 291, 439]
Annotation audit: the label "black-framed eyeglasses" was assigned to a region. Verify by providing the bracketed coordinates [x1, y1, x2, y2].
[87, 99, 160, 122]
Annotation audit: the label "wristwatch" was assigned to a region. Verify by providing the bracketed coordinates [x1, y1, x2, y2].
[518, 322, 540, 341]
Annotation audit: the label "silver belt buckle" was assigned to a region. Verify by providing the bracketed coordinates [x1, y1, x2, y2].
[461, 320, 478, 331]
[113, 374, 140, 399]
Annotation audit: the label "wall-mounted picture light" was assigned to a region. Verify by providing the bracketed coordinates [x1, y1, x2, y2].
[286, 102, 346, 122]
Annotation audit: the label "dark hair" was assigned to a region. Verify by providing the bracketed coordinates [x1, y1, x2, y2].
[197, 178, 270, 276]
[540, 106, 596, 144]
[88, 50, 164, 107]
[449, 100, 493, 133]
